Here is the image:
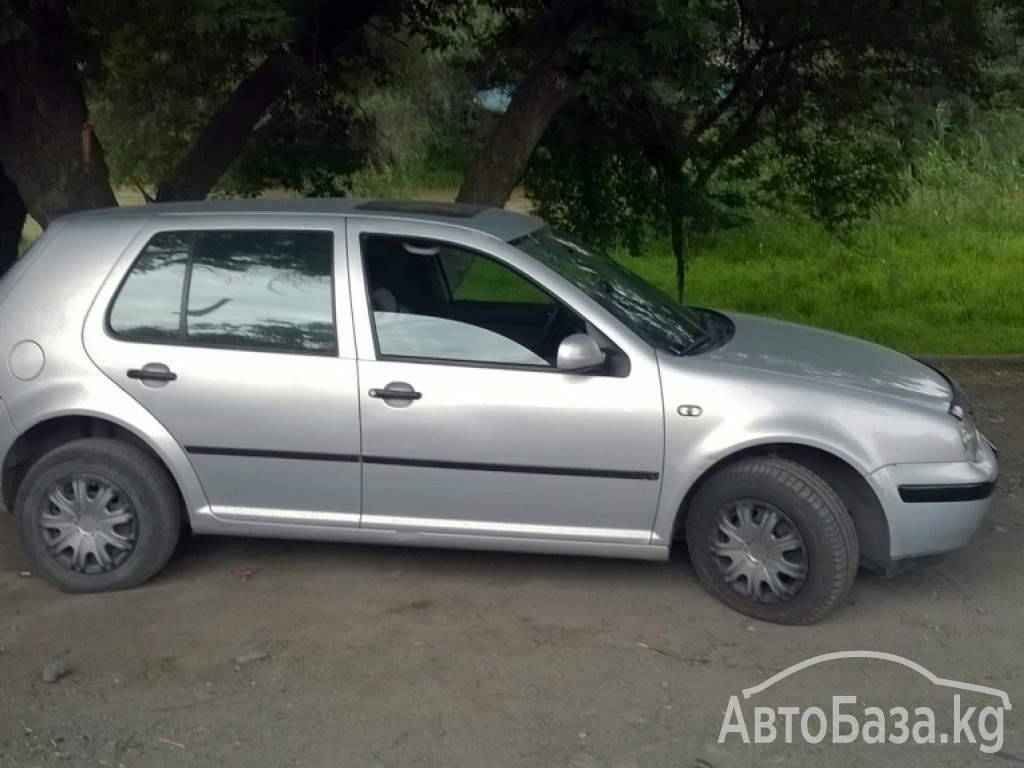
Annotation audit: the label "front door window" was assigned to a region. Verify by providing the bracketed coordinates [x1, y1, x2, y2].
[361, 235, 583, 367]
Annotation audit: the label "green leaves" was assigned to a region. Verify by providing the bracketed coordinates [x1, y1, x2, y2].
[766, 127, 909, 236]
[220, 72, 370, 198]
[189, 0, 294, 38]
[520, 0, 992, 295]
[525, 107, 665, 255]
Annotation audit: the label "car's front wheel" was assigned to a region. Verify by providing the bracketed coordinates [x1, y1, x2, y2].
[685, 457, 858, 625]
[15, 438, 181, 592]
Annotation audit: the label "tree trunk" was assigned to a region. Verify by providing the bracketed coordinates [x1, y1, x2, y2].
[663, 160, 687, 300]
[669, 209, 686, 300]
[456, 63, 579, 208]
[456, 0, 584, 209]
[0, 2, 117, 227]
[647, 146, 687, 300]
[155, 52, 299, 202]
[0, 167, 27, 275]
[157, 0, 385, 202]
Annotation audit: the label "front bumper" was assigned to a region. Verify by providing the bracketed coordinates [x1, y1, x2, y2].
[869, 435, 999, 563]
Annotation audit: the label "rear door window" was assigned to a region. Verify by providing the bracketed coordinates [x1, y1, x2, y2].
[109, 230, 336, 354]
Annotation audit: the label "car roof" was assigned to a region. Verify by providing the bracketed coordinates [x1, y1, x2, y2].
[61, 198, 545, 243]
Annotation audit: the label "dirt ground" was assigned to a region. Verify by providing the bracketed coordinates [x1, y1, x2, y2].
[1, 359, 1022, 768]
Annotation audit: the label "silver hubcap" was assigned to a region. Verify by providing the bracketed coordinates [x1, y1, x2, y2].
[708, 499, 808, 603]
[38, 475, 138, 574]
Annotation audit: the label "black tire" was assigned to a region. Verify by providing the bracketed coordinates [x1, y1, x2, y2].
[15, 438, 181, 592]
[685, 457, 858, 625]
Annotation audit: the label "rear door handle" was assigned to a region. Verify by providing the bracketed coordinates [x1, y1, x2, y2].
[127, 367, 177, 382]
[369, 387, 421, 401]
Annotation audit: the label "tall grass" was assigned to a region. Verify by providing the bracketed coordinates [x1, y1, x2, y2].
[625, 113, 1024, 355]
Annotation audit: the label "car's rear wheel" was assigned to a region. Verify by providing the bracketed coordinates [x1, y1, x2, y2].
[16, 438, 181, 592]
[685, 457, 858, 625]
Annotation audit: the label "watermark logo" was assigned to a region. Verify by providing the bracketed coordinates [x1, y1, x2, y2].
[719, 651, 1011, 754]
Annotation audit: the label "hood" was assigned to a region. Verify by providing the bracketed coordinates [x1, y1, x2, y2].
[701, 312, 952, 410]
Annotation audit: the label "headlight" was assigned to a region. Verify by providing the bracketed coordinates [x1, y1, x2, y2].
[951, 404, 982, 463]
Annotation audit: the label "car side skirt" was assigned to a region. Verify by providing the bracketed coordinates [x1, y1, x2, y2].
[189, 511, 671, 562]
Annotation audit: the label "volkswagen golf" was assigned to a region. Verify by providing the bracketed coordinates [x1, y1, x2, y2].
[0, 199, 998, 624]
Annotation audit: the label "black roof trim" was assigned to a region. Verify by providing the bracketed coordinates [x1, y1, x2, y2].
[355, 200, 486, 218]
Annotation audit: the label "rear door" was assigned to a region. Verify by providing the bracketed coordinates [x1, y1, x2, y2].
[84, 216, 361, 527]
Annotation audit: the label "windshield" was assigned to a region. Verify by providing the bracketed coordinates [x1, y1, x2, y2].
[514, 228, 708, 355]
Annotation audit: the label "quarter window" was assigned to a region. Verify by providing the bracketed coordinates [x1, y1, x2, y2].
[109, 230, 336, 354]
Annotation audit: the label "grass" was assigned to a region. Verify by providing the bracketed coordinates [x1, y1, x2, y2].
[625, 207, 1024, 355]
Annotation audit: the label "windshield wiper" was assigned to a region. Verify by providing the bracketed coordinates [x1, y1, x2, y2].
[677, 329, 713, 356]
[676, 309, 720, 356]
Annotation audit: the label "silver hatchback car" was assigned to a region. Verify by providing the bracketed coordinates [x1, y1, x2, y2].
[0, 200, 998, 624]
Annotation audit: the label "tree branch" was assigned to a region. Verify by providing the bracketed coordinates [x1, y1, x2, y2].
[156, 0, 387, 202]
[694, 56, 794, 190]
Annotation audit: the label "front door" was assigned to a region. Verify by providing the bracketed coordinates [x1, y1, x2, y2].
[349, 218, 665, 545]
[84, 218, 361, 526]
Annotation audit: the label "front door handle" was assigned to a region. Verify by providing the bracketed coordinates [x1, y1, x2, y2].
[127, 366, 177, 382]
[369, 387, 421, 401]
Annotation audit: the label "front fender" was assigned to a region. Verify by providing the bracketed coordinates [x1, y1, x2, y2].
[651, 358, 962, 545]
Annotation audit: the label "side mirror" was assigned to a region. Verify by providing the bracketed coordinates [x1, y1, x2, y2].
[556, 334, 606, 372]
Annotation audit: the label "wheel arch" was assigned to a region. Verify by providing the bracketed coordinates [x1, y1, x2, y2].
[1, 414, 190, 529]
[673, 442, 890, 571]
